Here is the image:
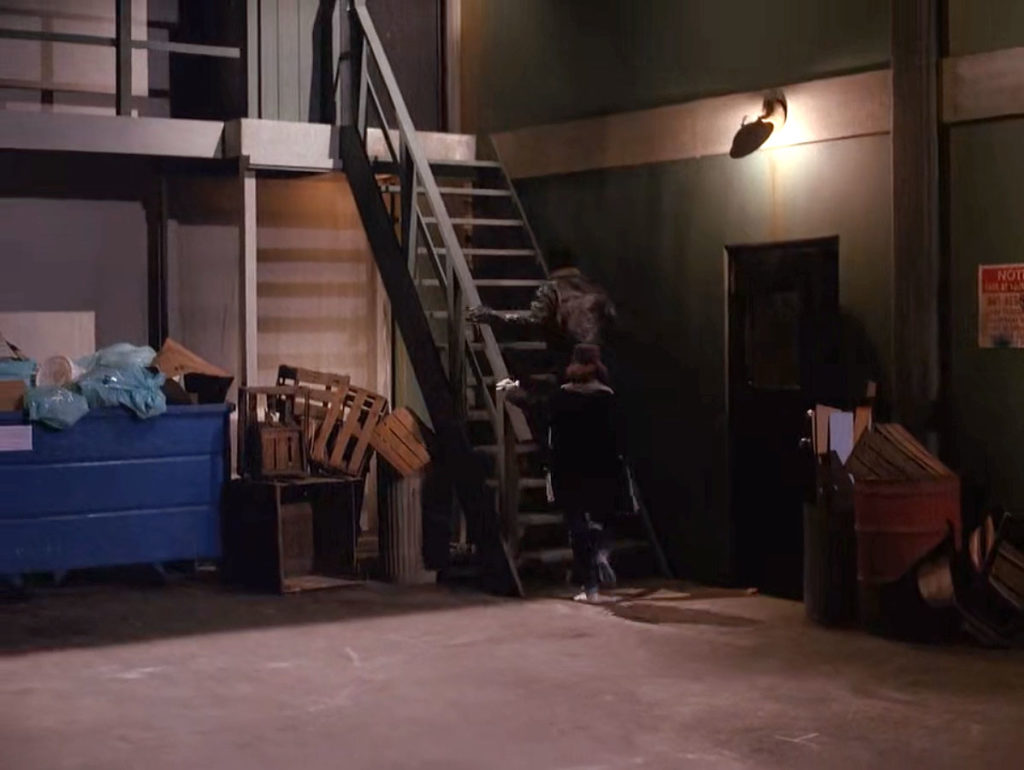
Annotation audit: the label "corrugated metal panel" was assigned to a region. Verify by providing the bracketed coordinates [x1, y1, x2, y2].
[257, 0, 441, 126]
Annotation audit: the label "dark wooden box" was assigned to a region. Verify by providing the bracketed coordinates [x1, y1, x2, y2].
[222, 478, 363, 593]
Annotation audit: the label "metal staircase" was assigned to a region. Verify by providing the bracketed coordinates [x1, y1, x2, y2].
[342, 0, 668, 591]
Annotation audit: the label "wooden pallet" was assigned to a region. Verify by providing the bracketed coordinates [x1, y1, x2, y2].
[371, 407, 431, 476]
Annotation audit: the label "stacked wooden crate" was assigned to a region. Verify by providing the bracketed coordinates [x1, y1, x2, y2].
[847, 424, 954, 481]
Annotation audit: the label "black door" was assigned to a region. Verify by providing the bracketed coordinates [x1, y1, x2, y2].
[728, 238, 840, 598]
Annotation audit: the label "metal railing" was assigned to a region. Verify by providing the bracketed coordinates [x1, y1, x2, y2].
[0, 0, 243, 115]
[349, 0, 529, 541]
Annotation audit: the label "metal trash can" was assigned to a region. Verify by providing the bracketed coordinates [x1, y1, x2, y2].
[804, 453, 858, 625]
[378, 465, 435, 584]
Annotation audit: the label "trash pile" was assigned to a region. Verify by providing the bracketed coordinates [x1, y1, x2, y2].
[810, 396, 1024, 646]
[0, 333, 232, 429]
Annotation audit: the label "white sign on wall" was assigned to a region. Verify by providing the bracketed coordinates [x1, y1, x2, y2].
[979, 264, 1024, 348]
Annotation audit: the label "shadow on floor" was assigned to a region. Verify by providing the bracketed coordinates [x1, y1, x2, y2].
[0, 568, 503, 656]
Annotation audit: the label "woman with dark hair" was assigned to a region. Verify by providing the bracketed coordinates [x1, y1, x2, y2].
[549, 344, 622, 602]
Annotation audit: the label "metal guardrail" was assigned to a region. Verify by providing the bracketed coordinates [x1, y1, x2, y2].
[0, 0, 241, 115]
[350, 0, 530, 541]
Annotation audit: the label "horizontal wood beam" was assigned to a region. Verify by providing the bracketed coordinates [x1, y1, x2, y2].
[489, 46, 1024, 178]
[224, 119, 477, 171]
[493, 70, 891, 179]
[0, 28, 240, 59]
[131, 40, 241, 59]
[0, 112, 225, 158]
[942, 46, 1024, 123]
[0, 28, 114, 46]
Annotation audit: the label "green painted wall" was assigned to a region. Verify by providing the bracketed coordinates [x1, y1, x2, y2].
[462, 0, 894, 582]
[948, 0, 1024, 56]
[944, 3, 1024, 518]
[948, 120, 1024, 512]
[464, 0, 891, 132]
[518, 137, 892, 580]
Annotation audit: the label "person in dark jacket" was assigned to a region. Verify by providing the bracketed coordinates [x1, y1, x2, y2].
[470, 249, 618, 455]
[549, 344, 623, 603]
[466, 249, 617, 380]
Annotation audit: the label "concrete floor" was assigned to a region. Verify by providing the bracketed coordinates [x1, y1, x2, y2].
[1, 578, 1022, 770]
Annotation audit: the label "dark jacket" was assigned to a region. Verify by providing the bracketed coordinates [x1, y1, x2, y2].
[549, 382, 621, 481]
[497, 268, 617, 361]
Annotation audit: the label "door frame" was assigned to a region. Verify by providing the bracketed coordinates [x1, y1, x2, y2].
[723, 235, 840, 587]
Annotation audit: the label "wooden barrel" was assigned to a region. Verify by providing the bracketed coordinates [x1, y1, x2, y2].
[853, 477, 961, 586]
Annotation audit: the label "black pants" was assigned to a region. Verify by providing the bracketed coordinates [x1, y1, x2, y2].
[557, 477, 615, 591]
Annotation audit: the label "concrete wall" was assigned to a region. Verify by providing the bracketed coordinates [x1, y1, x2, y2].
[463, 0, 893, 581]
[0, 197, 148, 348]
[0, 152, 151, 350]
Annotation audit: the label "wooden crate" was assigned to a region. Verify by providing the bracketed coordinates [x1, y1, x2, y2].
[238, 386, 309, 479]
[310, 385, 388, 477]
[222, 478, 363, 593]
[277, 364, 351, 456]
[371, 407, 430, 476]
[276, 364, 389, 479]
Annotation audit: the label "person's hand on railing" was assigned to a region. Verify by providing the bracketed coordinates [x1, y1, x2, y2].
[466, 305, 498, 324]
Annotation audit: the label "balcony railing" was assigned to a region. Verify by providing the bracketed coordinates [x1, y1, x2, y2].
[0, 0, 246, 117]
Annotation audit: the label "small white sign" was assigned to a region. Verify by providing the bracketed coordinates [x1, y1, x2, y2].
[0, 425, 33, 452]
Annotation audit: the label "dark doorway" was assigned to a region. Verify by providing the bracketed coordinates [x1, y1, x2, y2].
[728, 237, 840, 598]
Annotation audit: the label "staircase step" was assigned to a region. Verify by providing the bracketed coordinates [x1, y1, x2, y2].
[421, 216, 525, 227]
[468, 372, 558, 387]
[418, 278, 544, 289]
[473, 442, 541, 456]
[384, 185, 512, 197]
[486, 477, 547, 490]
[440, 340, 547, 352]
[517, 539, 650, 566]
[428, 159, 504, 177]
[417, 247, 537, 258]
[517, 512, 563, 527]
[486, 341, 547, 352]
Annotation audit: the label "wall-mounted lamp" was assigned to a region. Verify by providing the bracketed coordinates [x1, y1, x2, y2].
[729, 93, 787, 159]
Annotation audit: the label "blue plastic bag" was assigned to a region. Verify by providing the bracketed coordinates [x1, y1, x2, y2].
[75, 343, 156, 373]
[77, 365, 167, 420]
[25, 386, 90, 430]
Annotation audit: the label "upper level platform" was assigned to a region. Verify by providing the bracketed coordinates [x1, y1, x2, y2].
[0, 111, 477, 171]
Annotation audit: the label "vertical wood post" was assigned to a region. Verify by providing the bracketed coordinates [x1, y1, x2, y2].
[239, 157, 259, 386]
[145, 171, 169, 349]
[115, 0, 132, 115]
[892, 0, 940, 436]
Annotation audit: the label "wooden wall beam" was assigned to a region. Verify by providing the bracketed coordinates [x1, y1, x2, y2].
[492, 70, 891, 179]
[238, 157, 259, 386]
[891, 0, 940, 433]
[942, 46, 1024, 123]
